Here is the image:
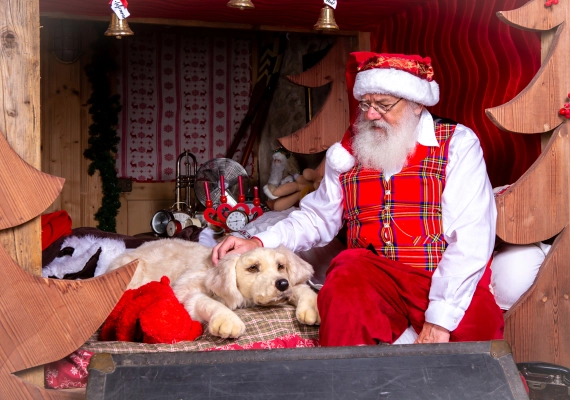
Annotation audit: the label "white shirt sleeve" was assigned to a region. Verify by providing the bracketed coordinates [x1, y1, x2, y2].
[254, 148, 346, 251]
[424, 124, 497, 332]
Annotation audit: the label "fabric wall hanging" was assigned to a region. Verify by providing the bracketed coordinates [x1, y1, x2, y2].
[115, 28, 254, 182]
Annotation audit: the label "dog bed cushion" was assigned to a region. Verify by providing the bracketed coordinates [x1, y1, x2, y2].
[46, 305, 318, 389]
[81, 305, 318, 354]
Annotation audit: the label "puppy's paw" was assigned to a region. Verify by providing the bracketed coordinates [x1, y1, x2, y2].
[208, 311, 246, 338]
[296, 298, 321, 325]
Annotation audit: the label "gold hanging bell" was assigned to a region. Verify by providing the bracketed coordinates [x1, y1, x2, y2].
[227, 0, 255, 10]
[104, 13, 134, 39]
[314, 5, 339, 31]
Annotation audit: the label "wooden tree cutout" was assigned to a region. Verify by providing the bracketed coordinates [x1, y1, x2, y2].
[0, 134, 64, 230]
[486, 0, 569, 134]
[278, 37, 351, 159]
[0, 133, 137, 399]
[486, 0, 570, 367]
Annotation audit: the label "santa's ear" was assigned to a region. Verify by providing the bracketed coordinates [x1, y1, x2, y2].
[276, 246, 314, 285]
[204, 254, 244, 310]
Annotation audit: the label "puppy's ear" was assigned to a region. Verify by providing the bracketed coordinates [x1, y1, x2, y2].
[204, 254, 244, 310]
[276, 245, 314, 285]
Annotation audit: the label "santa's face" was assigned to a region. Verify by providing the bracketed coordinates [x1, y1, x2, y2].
[360, 93, 407, 126]
[351, 95, 422, 173]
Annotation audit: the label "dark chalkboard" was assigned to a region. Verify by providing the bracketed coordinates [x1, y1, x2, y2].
[86, 340, 528, 399]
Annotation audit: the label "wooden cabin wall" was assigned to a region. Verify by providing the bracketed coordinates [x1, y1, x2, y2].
[41, 18, 102, 229]
[40, 21, 362, 236]
[40, 18, 177, 235]
[116, 182, 174, 235]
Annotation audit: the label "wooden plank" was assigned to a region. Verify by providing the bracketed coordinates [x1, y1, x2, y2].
[124, 181, 176, 201]
[120, 182, 178, 234]
[40, 13, 361, 36]
[357, 31, 371, 51]
[127, 199, 173, 235]
[504, 226, 570, 367]
[40, 19, 83, 226]
[0, 0, 42, 276]
[495, 125, 569, 244]
[80, 26, 103, 229]
[40, 20, 62, 216]
[116, 194, 129, 235]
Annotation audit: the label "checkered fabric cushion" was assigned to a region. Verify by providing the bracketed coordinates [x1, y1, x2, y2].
[81, 305, 319, 354]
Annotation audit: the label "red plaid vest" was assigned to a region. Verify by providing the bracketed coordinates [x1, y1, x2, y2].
[340, 118, 457, 271]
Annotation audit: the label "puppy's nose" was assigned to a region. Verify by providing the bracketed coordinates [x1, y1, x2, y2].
[275, 279, 289, 292]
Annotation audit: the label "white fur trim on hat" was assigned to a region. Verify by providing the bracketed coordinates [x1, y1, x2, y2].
[326, 142, 355, 174]
[353, 68, 439, 106]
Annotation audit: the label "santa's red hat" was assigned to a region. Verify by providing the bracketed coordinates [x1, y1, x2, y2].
[352, 53, 439, 106]
[327, 52, 439, 174]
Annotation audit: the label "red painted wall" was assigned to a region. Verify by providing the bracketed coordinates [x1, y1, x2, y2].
[371, 0, 542, 187]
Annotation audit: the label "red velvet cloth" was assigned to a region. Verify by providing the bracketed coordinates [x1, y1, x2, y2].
[100, 276, 203, 344]
[41, 211, 72, 251]
[317, 249, 504, 346]
[371, 0, 542, 188]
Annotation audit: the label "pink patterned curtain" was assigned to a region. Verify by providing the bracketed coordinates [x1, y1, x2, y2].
[115, 28, 254, 182]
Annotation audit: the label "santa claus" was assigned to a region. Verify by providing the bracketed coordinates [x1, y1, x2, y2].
[212, 52, 504, 347]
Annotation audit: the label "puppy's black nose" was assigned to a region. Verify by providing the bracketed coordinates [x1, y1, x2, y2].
[275, 279, 289, 292]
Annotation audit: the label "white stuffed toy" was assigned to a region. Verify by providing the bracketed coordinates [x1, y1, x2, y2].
[263, 148, 300, 200]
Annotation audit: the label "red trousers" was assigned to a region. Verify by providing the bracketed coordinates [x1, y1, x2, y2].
[317, 249, 504, 346]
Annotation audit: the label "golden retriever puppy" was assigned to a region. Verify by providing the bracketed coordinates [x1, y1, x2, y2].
[106, 238, 208, 290]
[106, 239, 320, 339]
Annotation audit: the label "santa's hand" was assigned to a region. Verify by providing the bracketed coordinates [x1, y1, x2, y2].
[414, 322, 450, 344]
[212, 236, 262, 265]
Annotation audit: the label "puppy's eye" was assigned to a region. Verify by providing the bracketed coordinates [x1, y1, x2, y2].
[247, 264, 260, 273]
[277, 263, 285, 271]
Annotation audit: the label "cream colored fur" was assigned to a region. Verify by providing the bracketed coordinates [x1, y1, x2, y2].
[106, 239, 320, 339]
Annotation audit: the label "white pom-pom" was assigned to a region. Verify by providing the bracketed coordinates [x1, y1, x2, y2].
[326, 142, 356, 173]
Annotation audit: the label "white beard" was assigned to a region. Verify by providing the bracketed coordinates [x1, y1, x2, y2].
[351, 108, 420, 173]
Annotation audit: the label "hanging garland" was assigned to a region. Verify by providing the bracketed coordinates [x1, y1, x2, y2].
[83, 34, 122, 232]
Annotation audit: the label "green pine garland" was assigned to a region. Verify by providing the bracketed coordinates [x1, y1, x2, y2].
[83, 35, 122, 232]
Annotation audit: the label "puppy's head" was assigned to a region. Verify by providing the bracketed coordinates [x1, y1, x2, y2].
[205, 246, 314, 310]
[204, 253, 244, 310]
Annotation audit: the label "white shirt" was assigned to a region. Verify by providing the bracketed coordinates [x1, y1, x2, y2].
[255, 110, 497, 332]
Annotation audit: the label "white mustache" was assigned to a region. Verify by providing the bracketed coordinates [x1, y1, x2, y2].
[367, 119, 391, 131]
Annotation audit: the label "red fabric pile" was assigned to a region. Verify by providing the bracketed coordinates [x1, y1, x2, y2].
[100, 276, 203, 344]
[41, 210, 72, 251]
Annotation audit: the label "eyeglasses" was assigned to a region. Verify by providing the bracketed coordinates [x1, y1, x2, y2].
[358, 98, 403, 115]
